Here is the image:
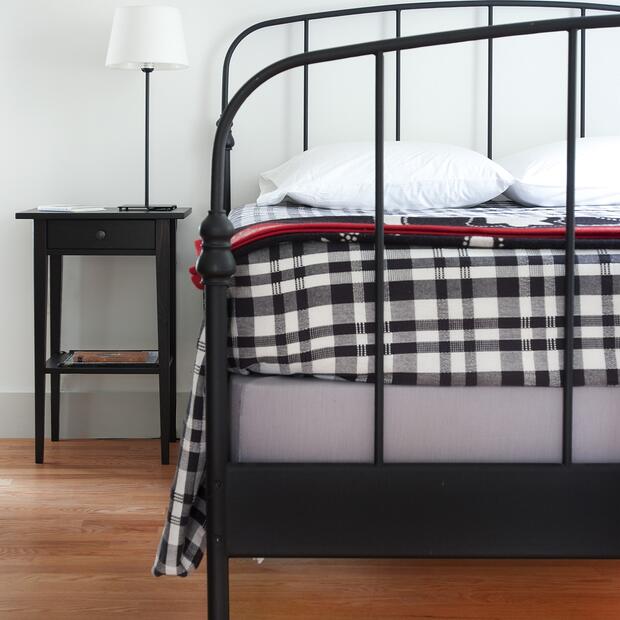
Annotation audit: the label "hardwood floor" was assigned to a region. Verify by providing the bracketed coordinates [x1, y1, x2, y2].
[2, 439, 620, 619]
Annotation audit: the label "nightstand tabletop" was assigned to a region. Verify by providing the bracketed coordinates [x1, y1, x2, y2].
[16, 207, 192, 220]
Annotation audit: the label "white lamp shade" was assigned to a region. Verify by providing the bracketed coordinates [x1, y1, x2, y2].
[105, 6, 189, 70]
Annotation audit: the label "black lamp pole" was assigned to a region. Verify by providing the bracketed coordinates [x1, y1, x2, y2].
[143, 67, 153, 209]
[119, 67, 176, 212]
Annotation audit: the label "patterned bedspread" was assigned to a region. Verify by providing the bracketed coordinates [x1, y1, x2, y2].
[154, 198, 620, 576]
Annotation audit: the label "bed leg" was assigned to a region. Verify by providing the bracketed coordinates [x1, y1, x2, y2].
[207, 542, 230, 619]
[198, 211, 235, 620]
[206, 285, 231, 620]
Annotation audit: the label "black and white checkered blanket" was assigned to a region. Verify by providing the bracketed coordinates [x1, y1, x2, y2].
[154, 200, 620, 576]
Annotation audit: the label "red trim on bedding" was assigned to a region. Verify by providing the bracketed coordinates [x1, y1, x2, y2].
[230, 221, 620, 249]
[189, 221, 620, 290]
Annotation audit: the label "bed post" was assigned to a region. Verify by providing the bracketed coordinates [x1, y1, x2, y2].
[197, 210, 235, 620]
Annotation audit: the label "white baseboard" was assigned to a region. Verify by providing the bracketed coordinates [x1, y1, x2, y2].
[0, 391, 190, 439]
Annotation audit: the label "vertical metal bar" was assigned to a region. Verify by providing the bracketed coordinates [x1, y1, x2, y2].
[563, 29, 578, 466]
[487, 6, 494, 159]
[303, 19, 309, 151]
[395, 9, 402, 141]
[374, 53, 385, 466]
[223, 128, 234, 215]
[224, 153, 231, 214]
[580, 8, 586, 138]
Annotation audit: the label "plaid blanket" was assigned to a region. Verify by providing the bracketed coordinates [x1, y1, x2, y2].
[154, 200, 620, 576]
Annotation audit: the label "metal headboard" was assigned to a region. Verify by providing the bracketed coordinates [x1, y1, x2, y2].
[221, 1, 620, 162]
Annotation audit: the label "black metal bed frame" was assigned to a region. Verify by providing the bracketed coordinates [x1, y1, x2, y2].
[197, 4, 620, 618]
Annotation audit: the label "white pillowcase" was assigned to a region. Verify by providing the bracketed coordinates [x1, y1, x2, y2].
[257, 141, 513, 211]
[498, 136, 620, 207]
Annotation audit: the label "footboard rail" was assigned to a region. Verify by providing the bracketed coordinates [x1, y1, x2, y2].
[197, 12, 620, 619]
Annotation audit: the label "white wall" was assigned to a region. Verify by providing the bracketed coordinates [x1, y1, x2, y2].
[2, 0, 620, 438]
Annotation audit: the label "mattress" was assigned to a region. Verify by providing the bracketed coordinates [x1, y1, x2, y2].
[187, 198, 620, 388]
[230, 374, 620, 464]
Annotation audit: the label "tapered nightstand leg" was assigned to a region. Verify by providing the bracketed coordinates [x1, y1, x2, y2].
[156, 221, 171, 464]
[33, 222, 48, 464]
[50, 255, 63, 442]
[169, 221, 177, 442]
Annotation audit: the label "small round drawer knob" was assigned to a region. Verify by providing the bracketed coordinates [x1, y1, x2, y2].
[95, 230, 106, 241]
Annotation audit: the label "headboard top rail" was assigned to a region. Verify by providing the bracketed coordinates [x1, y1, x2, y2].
[222, 0, 620, 110]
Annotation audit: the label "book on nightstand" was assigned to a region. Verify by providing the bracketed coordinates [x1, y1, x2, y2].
[37, 205, 107, 212]
[63, 351, 158, 366]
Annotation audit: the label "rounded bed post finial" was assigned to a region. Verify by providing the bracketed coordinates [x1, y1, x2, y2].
[197, 211, 236, 286]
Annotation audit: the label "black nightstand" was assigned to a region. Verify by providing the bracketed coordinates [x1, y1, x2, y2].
[16, 207, 192, 465]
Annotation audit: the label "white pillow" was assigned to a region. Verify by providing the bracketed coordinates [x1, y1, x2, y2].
[498, 136, 620, 207]
[257, 141, 513, 211]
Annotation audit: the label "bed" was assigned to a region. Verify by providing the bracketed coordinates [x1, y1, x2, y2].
[154, 4, 620, 619]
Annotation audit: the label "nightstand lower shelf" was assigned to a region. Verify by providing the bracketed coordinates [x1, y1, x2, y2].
[46, 350, 165, 374]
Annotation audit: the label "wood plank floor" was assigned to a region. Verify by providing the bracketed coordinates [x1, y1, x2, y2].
[2, 439, 620, 619]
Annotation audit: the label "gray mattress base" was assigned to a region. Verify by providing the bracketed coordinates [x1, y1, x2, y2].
[229, 374, 620, 464]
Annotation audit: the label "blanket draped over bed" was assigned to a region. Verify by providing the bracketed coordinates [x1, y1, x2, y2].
[154, 199, 620, 576]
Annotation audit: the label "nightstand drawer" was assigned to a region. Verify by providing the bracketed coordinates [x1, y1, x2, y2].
[48, 220, 155, 250]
